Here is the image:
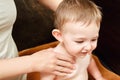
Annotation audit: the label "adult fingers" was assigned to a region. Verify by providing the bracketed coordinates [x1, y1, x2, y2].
[56, 59, 75, 69]
[54, 66, 73, 74]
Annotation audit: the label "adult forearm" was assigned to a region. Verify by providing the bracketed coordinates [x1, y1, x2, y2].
[0, 48, 75, 79]
[0, 56, 32, 79]
[38, 0, 63, 11]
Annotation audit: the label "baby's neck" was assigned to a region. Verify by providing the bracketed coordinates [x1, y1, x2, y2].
[53, 42, 72, 58]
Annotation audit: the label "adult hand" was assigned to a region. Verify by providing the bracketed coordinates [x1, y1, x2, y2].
[30, 48, 75, 76]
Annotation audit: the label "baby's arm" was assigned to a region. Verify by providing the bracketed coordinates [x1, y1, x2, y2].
[87, 57, 106, 80]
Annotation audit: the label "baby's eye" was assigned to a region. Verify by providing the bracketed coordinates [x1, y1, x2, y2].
[91, 39, 97, 42]
[75, 41, 84, 43]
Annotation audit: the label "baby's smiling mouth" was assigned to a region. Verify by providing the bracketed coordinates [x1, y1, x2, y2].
[75, 52, 89, 58]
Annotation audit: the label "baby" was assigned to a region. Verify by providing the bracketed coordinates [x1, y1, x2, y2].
[41, 0, 106, 80]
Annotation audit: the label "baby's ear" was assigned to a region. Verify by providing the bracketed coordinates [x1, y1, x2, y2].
[52, 29, 63, 42]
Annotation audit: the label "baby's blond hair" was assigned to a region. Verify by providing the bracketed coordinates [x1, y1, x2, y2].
[54, 0, 102, 30]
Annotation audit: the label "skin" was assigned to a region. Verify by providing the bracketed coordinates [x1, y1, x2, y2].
[58, 21, 99, 57]
[53, 21, 99, 58]
[38, 0, 63, 11]
[0, 48, 75, 79]
[52, 21, 106, 80]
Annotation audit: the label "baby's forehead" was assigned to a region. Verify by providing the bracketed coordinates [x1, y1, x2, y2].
[63, 20, 98, 27]
[62, 20, 100, 34]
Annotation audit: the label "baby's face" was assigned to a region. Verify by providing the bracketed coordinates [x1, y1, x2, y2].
[60, 21, 100, 58]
